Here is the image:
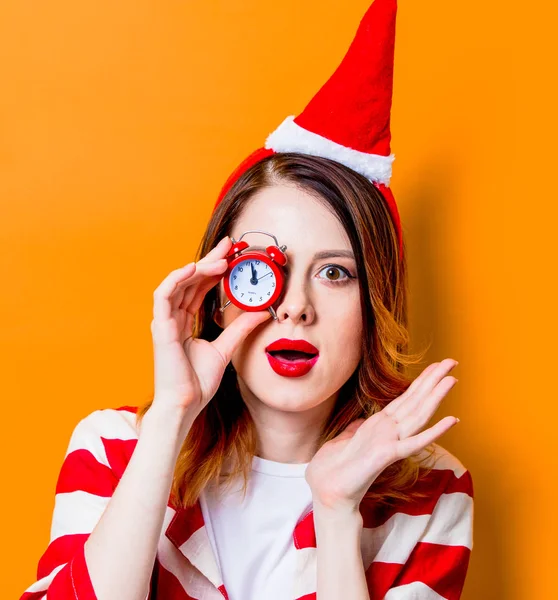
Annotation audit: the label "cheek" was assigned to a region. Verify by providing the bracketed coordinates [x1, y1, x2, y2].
[324, 294, 363, 359]
[328, 319, 363, 362]
[326, 289, 362, 326]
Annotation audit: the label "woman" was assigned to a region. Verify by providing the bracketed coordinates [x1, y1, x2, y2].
[20, 2, 473, 600]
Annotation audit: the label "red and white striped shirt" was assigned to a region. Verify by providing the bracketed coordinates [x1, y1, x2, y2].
[20, 405, 474, 600]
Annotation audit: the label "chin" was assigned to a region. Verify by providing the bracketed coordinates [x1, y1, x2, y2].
[263, 394, 318, 412]
[236, 372, 332, 413]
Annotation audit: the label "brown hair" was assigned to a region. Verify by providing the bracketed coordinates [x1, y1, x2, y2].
[137, 152, 436, 509]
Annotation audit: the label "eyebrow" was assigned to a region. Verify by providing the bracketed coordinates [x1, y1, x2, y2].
[247, 245, 355, 260]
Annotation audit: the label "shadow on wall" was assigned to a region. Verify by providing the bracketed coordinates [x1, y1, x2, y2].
[402, 155, 511, 600]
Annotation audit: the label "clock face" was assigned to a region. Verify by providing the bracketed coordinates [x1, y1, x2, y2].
[228, 257, 277, 307]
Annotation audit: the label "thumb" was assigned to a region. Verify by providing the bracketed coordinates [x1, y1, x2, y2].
[211, 310, 272, 366]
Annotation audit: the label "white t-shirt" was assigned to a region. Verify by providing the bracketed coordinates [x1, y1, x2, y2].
[199, 455, 314, 600]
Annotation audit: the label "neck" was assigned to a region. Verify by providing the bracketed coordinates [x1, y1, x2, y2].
[237, 376, 338, 463]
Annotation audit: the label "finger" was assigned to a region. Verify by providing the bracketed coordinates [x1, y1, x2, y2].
[171, 259, 228, 312]
[154, 236, 229, 309]
[389, 359, 458, 422]
[395, 416, 459, 459]
[211, 310, 272, 366]
[198, 236, 232, 263]
[412, 359, 458, 400]
[182, 271, 223, 316]
[384, 362, 440, 416]
[181, 275, 223, 338]
[398, 376, 458, 439]
[154, 259, 226, 321]
[153, 263, 197, 321]
[175, 259, 227, 292]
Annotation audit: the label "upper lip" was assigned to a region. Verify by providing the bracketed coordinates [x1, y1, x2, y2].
[265, 338, 319, 355]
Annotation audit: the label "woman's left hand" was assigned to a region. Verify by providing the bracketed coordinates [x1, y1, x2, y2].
[305, 358, 460, 514]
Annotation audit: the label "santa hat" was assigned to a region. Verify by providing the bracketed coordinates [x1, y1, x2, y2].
[213, 0, 403, 258]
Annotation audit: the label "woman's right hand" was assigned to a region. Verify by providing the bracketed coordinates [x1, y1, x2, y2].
[150, 235, 272, 421]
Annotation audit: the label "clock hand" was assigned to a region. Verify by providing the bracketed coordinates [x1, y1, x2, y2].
[250, 262, 258, 285]
[257, 272, 273, 281]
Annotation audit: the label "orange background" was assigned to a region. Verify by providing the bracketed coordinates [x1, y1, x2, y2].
[1, 1, 548, 599]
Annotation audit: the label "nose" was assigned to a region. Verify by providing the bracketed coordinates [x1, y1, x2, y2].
[274, 274, 316, 325]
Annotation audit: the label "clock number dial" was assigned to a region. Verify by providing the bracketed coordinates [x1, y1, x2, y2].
[228, 258, 278, 308]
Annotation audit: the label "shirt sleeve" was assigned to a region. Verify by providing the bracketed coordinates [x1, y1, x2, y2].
[18, 409, 140, 600]
[383, 468, 474, 600]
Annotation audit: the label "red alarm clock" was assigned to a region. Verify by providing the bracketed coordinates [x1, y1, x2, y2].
[220, 230, 288, 320]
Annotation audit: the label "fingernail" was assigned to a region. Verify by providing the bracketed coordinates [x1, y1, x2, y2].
[455, 418, 460, 423]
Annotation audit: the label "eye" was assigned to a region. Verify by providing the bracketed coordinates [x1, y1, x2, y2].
[316, 264, 354, 284]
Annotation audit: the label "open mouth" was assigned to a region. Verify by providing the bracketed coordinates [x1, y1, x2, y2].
[267, 350, 318, 363]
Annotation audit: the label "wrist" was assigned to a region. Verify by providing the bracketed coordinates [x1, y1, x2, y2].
[313, 504, 363, 543]
[312, 500, 363, 528]
[313, 502, 363, 520]
[140, 402, 198, 447]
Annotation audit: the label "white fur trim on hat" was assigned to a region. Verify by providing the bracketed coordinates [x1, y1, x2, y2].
[264, 115, 395, 186]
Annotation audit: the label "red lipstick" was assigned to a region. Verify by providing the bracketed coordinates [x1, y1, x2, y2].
[265, 338, 320, 378]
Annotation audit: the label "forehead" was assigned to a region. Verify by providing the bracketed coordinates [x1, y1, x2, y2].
[230, 184, 351, 251]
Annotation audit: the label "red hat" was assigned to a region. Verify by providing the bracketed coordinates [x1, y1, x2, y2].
[213, 0, 403, 258]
